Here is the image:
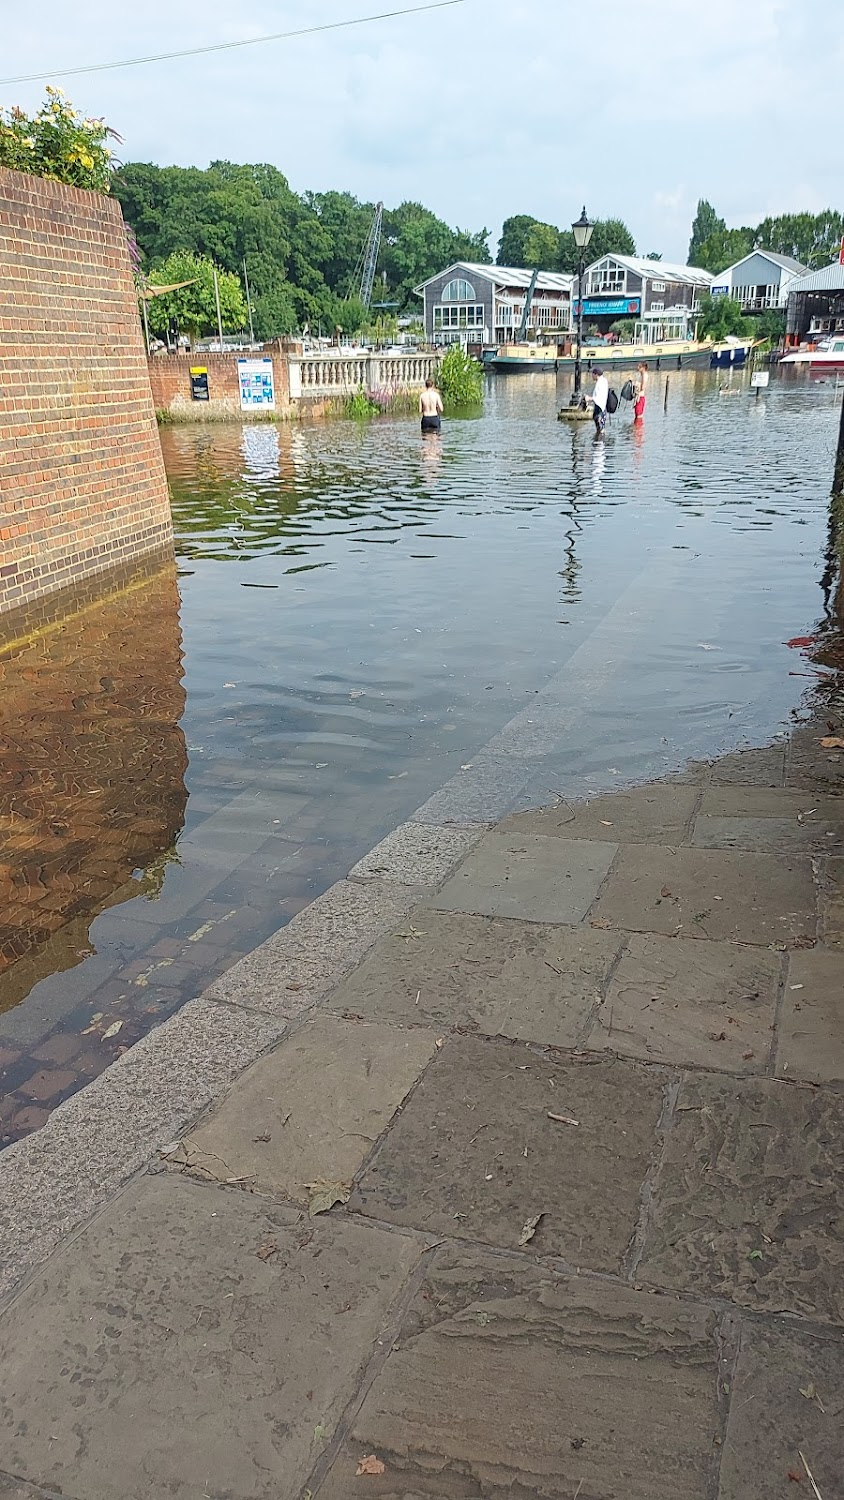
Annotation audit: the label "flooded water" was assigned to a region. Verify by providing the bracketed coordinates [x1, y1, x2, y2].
[1, 368, 841, 1142]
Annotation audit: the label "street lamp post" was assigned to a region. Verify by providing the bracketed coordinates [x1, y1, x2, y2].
[570, 206, 594, 404]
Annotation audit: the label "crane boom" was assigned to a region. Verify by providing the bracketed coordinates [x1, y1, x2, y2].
[518, 268, 541, 341]
[359, 202, 384, 308]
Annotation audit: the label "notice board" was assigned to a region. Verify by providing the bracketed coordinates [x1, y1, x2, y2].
[238, 358, 276, 410]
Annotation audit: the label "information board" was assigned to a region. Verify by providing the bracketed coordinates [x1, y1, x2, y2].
[238, 358, 276, 410]
[189, 367, 209, 401]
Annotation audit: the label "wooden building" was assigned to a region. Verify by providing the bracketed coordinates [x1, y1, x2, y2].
[415, 263, 573, 348]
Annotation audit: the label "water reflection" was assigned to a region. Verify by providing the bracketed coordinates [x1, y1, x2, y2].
[0, 562, 188, 1011]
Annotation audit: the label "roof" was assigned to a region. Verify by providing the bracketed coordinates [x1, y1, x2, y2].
[583, 254, 713, 286]
[788, 261, 844, 294]
[713, 249, 807, 281]
[414, 262, 573, 296]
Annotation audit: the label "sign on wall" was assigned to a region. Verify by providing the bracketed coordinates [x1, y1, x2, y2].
[189, 367, 209, 401]
[710, 286, 729, 298]
[238, 358, 276, 410]
[573, 297, 641, 317]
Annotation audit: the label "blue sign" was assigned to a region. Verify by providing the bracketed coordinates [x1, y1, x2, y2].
[711, 285, 729, 298]
[573, 297, 641, 317]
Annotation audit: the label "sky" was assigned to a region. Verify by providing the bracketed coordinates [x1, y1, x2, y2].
[3, 0, 842, 263]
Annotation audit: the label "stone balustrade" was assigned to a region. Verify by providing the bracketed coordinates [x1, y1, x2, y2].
[289, 351, 441, 398]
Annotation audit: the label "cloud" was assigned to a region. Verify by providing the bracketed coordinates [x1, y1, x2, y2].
[2, 0, 838, 261]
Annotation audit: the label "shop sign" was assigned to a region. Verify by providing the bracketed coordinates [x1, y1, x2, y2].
[238, 358, 276, 410]
[710, 286, 730, 298]
[573, 297, 641, 317]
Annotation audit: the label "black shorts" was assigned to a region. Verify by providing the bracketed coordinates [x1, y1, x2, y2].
[421, 415, 441, 433]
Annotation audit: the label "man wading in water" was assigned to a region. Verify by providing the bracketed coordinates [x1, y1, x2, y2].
[420, 377, 444, 434]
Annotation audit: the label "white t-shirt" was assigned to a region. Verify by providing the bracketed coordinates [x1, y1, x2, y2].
[593, 375, 609, 411]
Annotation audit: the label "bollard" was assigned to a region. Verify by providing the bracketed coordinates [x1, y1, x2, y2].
[835, 386, 844, 497]
[664, 377, 669, 412]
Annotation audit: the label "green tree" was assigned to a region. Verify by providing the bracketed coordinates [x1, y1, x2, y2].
[497, 215, 542, 266]
[750, 308, 786, 344]
[695, 226, 755, 273]
[695, 293, 750, 341]
[557, 217, 637, 273]
[689, 199, 726, 264]
[645, 251, 662, 260]
[145, 251, 247, 339]
[755, 210, 843, 268]
[523, 221, 561, 267]
[0, 88, 118, 193]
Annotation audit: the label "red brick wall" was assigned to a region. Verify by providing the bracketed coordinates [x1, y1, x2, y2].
[0, 167, 172, 615]
[148, 349, 291, 419]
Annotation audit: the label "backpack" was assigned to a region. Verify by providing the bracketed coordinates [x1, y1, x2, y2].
[606, 387, 619, 415]
[620, 379, 634, 402]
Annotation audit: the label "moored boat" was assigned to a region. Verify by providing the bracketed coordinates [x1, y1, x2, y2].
[483, 335, 755, 373]
[780, 335, 844, 368]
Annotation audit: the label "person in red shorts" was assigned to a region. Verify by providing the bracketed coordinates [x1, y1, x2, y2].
[633, 361, 648, 420]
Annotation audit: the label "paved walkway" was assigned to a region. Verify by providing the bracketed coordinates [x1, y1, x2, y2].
[1, 729, 843, 1499]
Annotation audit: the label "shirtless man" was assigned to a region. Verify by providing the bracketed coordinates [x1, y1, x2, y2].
[633, 361, 648, 420]
[420, 377, 444, 433]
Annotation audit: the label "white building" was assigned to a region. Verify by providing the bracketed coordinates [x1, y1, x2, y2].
[710, 250, 807, 310]
[415, 263, 573, 347]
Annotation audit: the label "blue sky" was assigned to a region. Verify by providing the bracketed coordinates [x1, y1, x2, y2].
[3, 0, 842, 262]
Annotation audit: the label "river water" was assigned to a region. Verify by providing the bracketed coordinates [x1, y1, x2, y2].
[0, 369, 840, 1142]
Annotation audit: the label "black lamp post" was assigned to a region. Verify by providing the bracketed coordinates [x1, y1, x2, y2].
[571, 206, 594, 403]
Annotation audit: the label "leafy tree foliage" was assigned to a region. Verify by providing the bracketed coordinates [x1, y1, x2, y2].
[688, 200, 726, 264]
[438, 344, 483, 408]
[695, 294, 749, 341]
[498, 214, 636, 271]
[694, 227, 755, 273]
[145, 251, 248, 338]
[115, 161, 489, 337]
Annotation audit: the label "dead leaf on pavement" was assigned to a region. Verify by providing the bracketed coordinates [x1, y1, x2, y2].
[820, 737, 844, 749]
[519, 1213, 544, 1246]
[357, 1455, 386, 1477]
[548, 1112, 580, 1127]
[590, 918, 613, 930]
[306, 1180, 351, 1218]
[256, 1240, 279, 1262]
[102, 1020, 123, 1040]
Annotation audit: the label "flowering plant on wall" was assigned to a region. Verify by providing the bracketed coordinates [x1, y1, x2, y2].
[0, 87, 120, 193]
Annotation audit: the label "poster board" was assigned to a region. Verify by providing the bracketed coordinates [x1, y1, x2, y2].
[189, 367, 209, 401]
[238, 358, 276, 410]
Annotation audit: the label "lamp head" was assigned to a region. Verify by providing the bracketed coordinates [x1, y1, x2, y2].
[572, 206, 594, 251]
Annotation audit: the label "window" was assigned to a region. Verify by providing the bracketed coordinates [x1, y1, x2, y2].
[434, 305, 484, 329]
[586, 262, 625, 294]
[650, 301, 664, 312]
[651, 280, 666, 292]
[441, 278, 476, 301]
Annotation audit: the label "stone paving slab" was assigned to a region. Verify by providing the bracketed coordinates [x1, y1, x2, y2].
[819, 856, 844, 947]
[0, 1174, 421, 1500]
[786, 726, 844, 790]
[432, 832, 618, 924]
[587, 933, 781, 1072]
[777, 950, 844, 1084]
[699, 786, 844, 820]
[204, 877, 425, 1018]
[639, 1073, 844, 1326]
[352, 1036, 668, 1273]
[711, 745, 786, 786]
[500, 783, 700, 845]
[0, 998, 286, 1302]
[348, 821, 488, 887]
[329, 910, 622, 1047]
[590, 844, 817, 946]
[316, 1247, 722, 1500]
[692, 815, 844, 855]
[716, 1321, 844, 1500]
[181, 1014, 439, 1202]
[0, 1480, 60, 1500]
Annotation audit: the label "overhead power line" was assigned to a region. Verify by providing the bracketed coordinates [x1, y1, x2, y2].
[0, 0, 467, 86]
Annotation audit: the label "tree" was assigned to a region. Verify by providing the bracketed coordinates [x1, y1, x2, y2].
[497, 215, 542, 266]
[755, 210, 844, 268]
[145, 251, 248, 339]
[523, 221, 561, 267]
[689, 200, 726, 264]
[645, 251, 662, 260]
[557, 218, 636, 273]
[695, 293, 749, 341]
[438, 345, 483, 408]
[695, 226, 754, 273]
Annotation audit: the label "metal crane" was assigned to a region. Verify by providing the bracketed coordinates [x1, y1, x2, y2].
[517, 268, 541, 341]
[354, 202, 384, 308]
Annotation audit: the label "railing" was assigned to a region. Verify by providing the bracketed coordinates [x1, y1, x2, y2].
[288, 351, 441, 398]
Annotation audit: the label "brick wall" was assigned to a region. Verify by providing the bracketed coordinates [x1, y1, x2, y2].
[0, 167, 172, 616]
[149, 349, 291, 420]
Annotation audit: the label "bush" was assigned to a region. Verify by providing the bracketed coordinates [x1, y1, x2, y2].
[696, 294, 750, 342]
[345, 386, 381, 419]
[438, 344, 484, 409]
[0, 87, 118, 193]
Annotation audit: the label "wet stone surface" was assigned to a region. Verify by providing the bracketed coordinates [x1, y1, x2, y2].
[352, 1035, 668, 1273]
[639, 1073, 844, 1326]
[317, 1247, 722, 1500]
[329, 909, 623, 1046]
[432, 832, 618, 924]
